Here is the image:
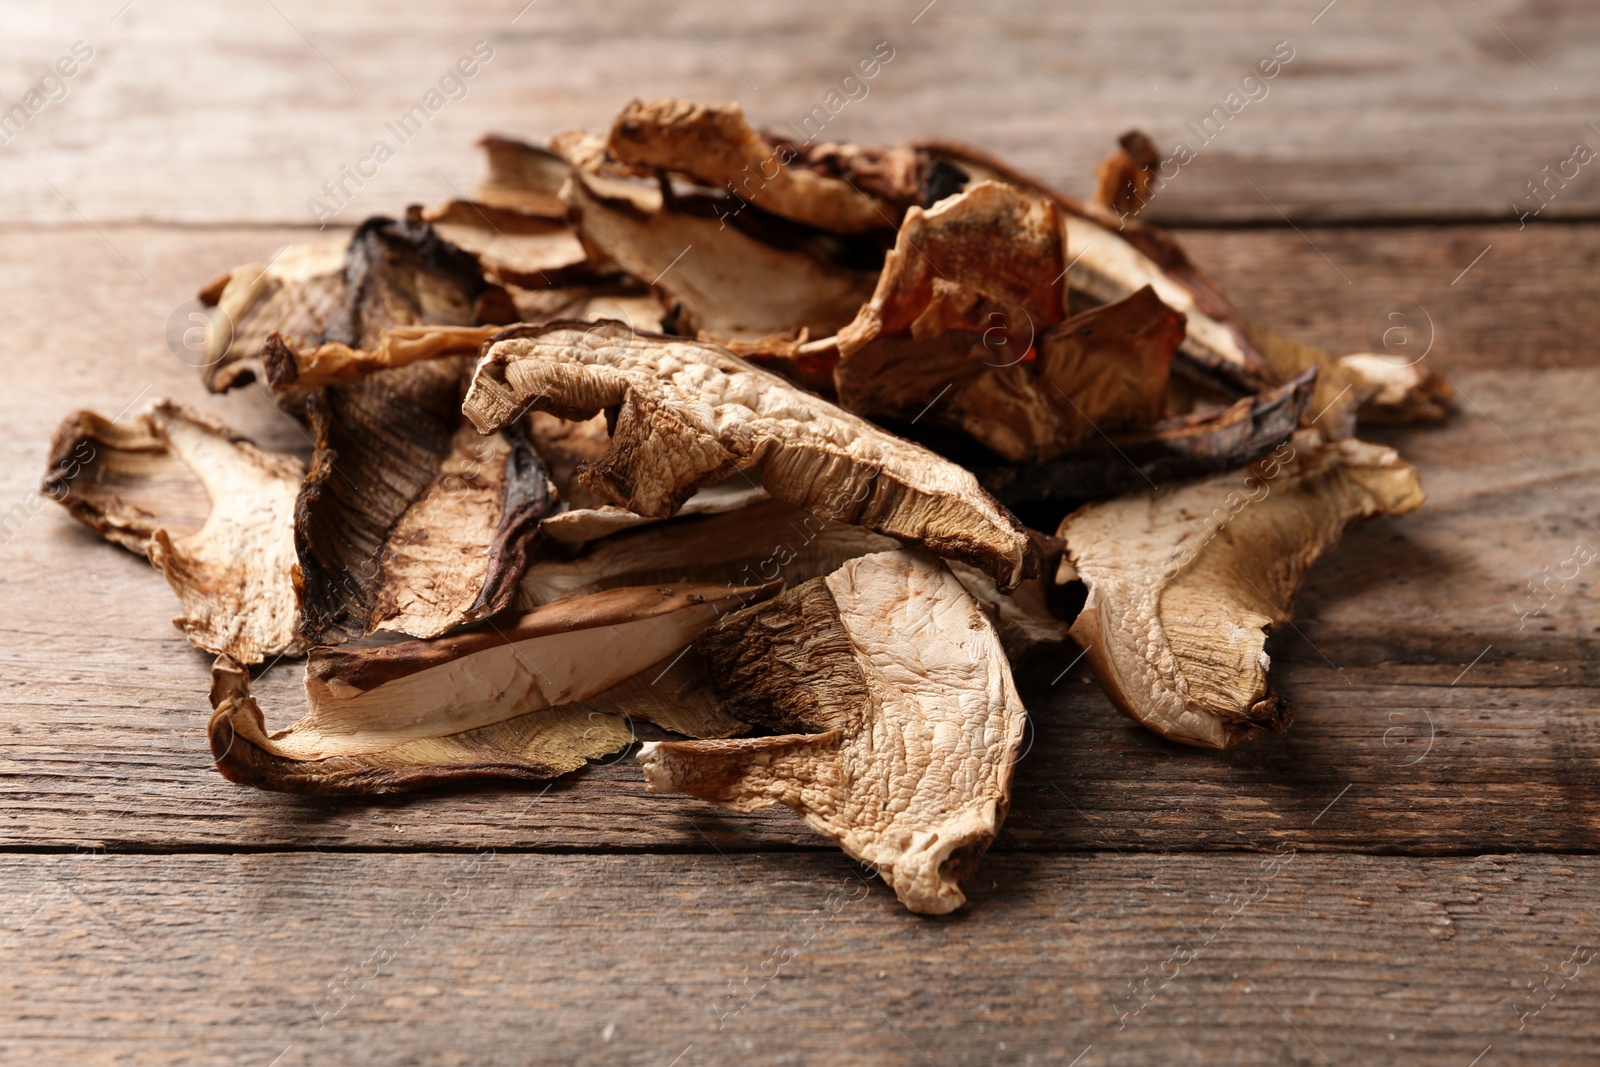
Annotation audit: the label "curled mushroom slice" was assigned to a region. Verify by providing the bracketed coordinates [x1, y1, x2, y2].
[210, 582, 771, 795]
[296, 357, 560, 644]
[463, 320, 1035, 589]
[980, 366, 1317, 506]
[264, 325, 503, 391]
[606, 99, 895, 234]
[1057, 431, 1425, 749]
[43, 400, 304, 663]
[522, 496, 898, 606]
[200, 237, 348, 392]
[562, 170, 878, 343]
[638, 550, 1026, 915]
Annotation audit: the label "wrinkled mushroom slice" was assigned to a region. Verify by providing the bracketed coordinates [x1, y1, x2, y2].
[639, 550, 1027, 915]
[980, 366, 1317, 505]
[202, 237, 349, 392]
[1337, 352, 1454, 423]
[264, 324, 503, 391]
[209, 582, 770, 795]
[946, 561, 1071, 661]
[42, 400, 304, 663]
[522, 496, 898, 606]
[475, 134, 575, 216]
[295, 357, 559, 644]
[607, 99, 895, 234]
[1058, 431, 1425, 749]
[463, 320, 1034, 589]
[538, 477, 771, 545]
[562, 171, 878, 342]
[420, 199, 599, 289]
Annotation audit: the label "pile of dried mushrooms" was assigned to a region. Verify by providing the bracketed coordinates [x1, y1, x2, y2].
[42, 100, 1447, 915]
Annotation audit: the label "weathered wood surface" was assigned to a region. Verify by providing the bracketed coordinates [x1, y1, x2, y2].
[4, 2, 1600, 1062]
[3, 853, 1596, 1067]
[3, 1, 1599, 225]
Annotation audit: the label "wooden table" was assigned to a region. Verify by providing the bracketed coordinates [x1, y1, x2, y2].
[3, 2, 1597, 1063]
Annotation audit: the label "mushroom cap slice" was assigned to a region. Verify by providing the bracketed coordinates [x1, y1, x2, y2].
[637, 550, 1027, 915]
[210, 582, 772, 795]
[462, 320, 1035, 589]
[201, 237, 348, 393]
[606, 99, 895, 234]
[43, 399, 304, 664]
[1058, 431, 1425, 749]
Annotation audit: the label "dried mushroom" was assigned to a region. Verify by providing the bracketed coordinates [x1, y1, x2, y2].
[420, 199, 600, 289]
[638, 550, 1026, 914]
[463, 320, 1035, 588]
[607, 99, 897, 234]
[201, 237, 348, 393]
[211, 582, 770, 794]
[475, 134, 574, 216]
[43, 400, 304, 663]
[1058, 431, 1424, 748]
[264, 324, 502, 391]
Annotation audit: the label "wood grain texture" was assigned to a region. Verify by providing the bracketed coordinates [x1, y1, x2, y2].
[2, 852, 1596, 1067]
[2, 1, 1598, 225]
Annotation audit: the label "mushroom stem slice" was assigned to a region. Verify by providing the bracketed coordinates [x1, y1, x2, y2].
[638, 550, 1028, 915]
[462, 320, 1036, 590]
[1058, 431, 1425, 749]
[209, 581, 774, 795]
[43, 400, 305, 663]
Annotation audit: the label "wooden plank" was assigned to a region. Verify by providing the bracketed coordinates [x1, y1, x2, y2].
[2, 852, 1595, 1066]
[1, 224, 1598, 854]
[2, 1, 1598, 225]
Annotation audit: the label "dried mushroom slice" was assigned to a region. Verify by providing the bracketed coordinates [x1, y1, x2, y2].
[607, 99, 895, 234]
[835, 183, 1180, 462]
[1058, 431, 1425, 749]
[264, 324, 502, 391]
[980, 366, 1317, 505]
[202, 237, 348, 392]
[296, 356, 559, 644]
[210, 582, 770, 795]
[522, 496, 898, 607]
[638, 550, 1026, 915]
[43, 400, 304, 663]
[563, 170, 878, 342]
[475, 134, 574, 216]
[420, 199, 599, 290]
[463, 320, 1035, 589]
[1337, 352, 1454, 423]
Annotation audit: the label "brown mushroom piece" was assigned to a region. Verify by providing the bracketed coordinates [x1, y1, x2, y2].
[420, 199, 601, 290]
[606, 99, 898, 234]
[210, 582, 772, 795]
[562, 169, 879, 344]
[834, 181, 1182, 462]
[474, 134, 574, 216]
[1337, 352, 1454, 423]
[42, 400, 304, 663]
[638, 550, 1026, 915]
[1057, 431, 1425, 749]
[462, 320, 1035, 589]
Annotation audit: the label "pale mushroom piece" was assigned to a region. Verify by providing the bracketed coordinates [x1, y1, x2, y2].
[1057, 431, 1425, 749]
[201, 236, 349, 392]
[562, 170, 878, 342]
[606, 99, 897, 234]
[475, 134, 574, 217]
[945, 561, 1071, 661]
[638, 550, 1027, 915]
[1337, 352, 1454, 423]
[521, 496, 897, 606]
[421, 199, 599, 290]
[43, 400, 304, 664]
[462, 320, 1036, 589]
[537, 477, 772, 546]
[210, 582, 771, 795]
